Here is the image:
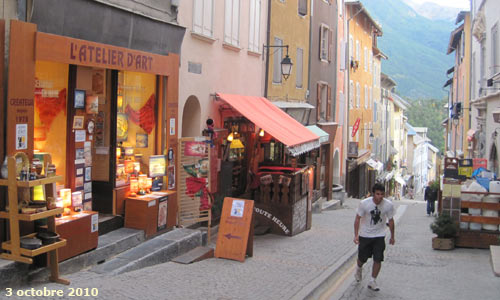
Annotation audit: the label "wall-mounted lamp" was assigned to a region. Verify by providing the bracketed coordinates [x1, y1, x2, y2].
[259, 129, 265, 137]
[227, 132, 234, 142]
[369, 132, 375, 145]
[263, 44, 293, 80]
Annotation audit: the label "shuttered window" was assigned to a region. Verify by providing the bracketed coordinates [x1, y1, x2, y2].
[296, 48, 303, 88]
[298, 0, 307, 16]
[248, 0, 261, 53]
[272, 37, 283, 84]
[193, 0, 214, 37]
[224, 0, 240, 46]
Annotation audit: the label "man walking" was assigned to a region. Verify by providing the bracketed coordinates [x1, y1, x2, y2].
[353, 183, 395, 291]
[424, 182, 437, 216]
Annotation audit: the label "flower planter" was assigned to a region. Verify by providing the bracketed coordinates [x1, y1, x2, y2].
[432, 237, 455, 250]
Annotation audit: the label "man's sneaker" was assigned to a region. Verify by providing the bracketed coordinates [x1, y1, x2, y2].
[354, 267, 362, 282]
[367, 280, 380, 291]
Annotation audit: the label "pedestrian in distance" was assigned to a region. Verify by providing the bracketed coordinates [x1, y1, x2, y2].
[353, 183, 395, 291]
[424, 181, 437, 216]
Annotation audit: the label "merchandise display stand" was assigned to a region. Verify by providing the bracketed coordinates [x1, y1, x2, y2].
[0, 153, 69, 285]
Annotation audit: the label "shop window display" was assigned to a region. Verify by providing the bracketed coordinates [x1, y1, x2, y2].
[116, 71, 157, 188]
[34, 61, 69, 182]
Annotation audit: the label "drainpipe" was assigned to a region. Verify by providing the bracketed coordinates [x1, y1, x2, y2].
[307, 0, 312, 115]
[264, 0, 272, 98]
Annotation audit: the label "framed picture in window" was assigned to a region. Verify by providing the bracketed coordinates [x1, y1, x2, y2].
[74, 89, 86, 109]
[73, 116, 84, 129]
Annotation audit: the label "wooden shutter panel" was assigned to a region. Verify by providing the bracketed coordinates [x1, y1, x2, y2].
[317, 83, 321, 121]
[327, 85, 332, 121]
[319, 26, 323, 59]
[193, 0, 203, 34]
[328, 29, 333, 62]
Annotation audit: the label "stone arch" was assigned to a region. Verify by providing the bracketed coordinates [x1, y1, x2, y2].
[181, 95, 201, 137]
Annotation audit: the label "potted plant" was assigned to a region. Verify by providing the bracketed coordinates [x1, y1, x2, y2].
[430, 213, 457, 250]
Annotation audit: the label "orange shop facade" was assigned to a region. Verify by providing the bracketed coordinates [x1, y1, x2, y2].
[2, 20, 180, 237]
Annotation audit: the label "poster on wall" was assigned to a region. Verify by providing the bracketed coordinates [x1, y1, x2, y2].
[168, 165, 175, 189]
[157, 197, 168, 231]
[92, 69, 105, 96]
[84, 142, 92, 166]
[85, 167, 92, 182]
[75, 176, 84, 188]
[184, 141, 207, 156]
[76, 148, 85, 160]
[95, 111, 105, 147]
[75, 130, 86, 142]
[16, 124, 28, 150]
[86, 95, 99, 114]
[84, 182, 92, 193]
[117, 113, 129, 142]
[136, 133, 148, 148]
[169, 118, 175, 135]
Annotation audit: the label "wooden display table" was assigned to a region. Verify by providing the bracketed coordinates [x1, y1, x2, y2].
[125, 191, 176, 237]
[55, 211, 99, 262]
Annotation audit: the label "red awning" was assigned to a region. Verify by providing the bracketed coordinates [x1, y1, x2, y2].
[216, 93, 320, 156]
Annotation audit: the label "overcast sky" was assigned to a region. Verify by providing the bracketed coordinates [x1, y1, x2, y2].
[410, 0, 470, 9]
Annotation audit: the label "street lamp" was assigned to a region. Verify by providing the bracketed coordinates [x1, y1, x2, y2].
[369, 132, 375, 145]
[263, 43, 294, 98]
[280, 54, 293, 80]
[263, 44, 293, 82]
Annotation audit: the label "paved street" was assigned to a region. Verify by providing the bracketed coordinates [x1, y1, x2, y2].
[337, 197, 500, 300]
[2, 196, 499, 300]
[3, 198, 364, 300]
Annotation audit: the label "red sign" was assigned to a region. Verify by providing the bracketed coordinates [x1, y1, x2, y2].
[352, 118, 361, 137]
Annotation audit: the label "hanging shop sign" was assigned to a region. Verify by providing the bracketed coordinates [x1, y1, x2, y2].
[35, 32, 173, 76]
[352, 118, 361, 137]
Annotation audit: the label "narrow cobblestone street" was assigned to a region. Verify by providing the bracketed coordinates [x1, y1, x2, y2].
[2, 196, 496, 300]
[338, 196, 500, 300]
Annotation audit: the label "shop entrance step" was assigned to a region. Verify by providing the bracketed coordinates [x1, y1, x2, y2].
[98, 214, 124, 236]
[322, 199, 341, 211]
[90, 228, 203, 275]
[172, 246, 214, 264]
[3, 227, 144, 288]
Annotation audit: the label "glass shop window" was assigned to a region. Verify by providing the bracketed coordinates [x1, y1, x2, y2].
[115, 71, 157, 187]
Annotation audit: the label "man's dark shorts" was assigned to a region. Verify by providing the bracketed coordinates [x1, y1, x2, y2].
[358, 236, 386, 263]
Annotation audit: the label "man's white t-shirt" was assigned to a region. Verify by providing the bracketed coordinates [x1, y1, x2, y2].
[357, 197, 395, 238]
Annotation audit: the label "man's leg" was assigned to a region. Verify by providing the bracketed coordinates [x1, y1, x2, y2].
[430, 201, 435, 215]
[426, 200, 431, 215]
[372, 261, 381, 278]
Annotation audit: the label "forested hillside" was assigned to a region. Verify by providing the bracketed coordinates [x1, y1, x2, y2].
[405, 98, 446, 153]
[362, 0, 455, 100]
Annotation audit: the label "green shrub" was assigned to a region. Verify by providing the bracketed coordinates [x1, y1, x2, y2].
[430, 214, 457, 238]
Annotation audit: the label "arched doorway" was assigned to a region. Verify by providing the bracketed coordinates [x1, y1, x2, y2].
[181, 96, 201, 137]
[333, 149, 340, 185]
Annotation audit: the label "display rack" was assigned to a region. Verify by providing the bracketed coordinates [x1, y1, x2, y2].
[0, 153, 69, 285]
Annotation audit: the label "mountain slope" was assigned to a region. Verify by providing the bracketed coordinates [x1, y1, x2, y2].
[362, 0, 456, 99]
[403, 0, 462, 21]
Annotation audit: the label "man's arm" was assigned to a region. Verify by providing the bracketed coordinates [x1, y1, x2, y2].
[388, 218, 395, 245]
[353, 214, 361, 244]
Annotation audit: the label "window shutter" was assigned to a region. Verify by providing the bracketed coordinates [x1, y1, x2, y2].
[232, 0, 240, 45]
[317, 83, 321, 121]
[328, 29, 333, 62]
[249, 0, 256, 51]
[254, 0, 261, 52]
[327, 85, 332, 121]
[224, 0, 232, 43]
[193, 0, 203, 34]
[299, 0, 308, 16]
[319, 26, 323, 59]
[203, 0, 213, 36]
